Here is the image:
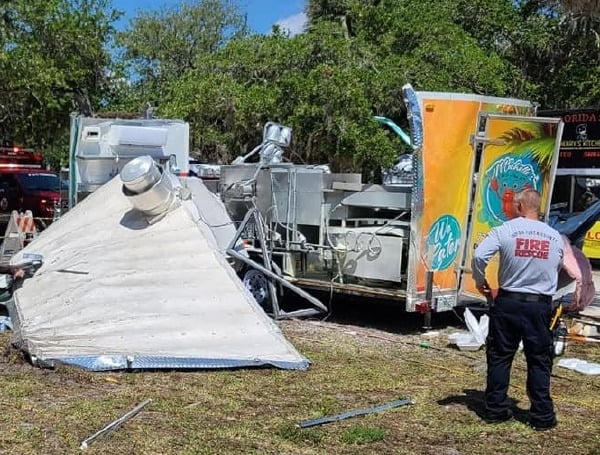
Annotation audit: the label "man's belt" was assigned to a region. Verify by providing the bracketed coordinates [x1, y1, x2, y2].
[498, 289, 552, 304]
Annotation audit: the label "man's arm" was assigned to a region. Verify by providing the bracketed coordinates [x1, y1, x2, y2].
[560, 235, 596, 310]
[471, 228, 501, 293]
[0, 264, 25, 279]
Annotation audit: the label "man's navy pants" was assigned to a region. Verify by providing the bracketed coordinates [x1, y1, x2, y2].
[485, 293, 555, 426]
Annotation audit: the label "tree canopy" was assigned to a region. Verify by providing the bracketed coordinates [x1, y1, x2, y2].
[0, 0, 119, 167]
[1, 0, 599, 172]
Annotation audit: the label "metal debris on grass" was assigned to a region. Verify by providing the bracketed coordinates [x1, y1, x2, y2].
[299, 398, 414, 428]
[80, 398, 152, 450]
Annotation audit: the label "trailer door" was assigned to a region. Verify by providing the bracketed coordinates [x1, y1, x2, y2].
[459, 113, 563, 299]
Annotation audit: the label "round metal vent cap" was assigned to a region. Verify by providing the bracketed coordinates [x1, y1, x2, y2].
[120, 155, 161, 194]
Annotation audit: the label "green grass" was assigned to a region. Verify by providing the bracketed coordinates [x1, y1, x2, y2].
[341, 425, 386, 444]
[0, 318, 599, 455]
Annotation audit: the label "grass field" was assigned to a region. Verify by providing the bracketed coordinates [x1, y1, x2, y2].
[0, 305, 599, 455]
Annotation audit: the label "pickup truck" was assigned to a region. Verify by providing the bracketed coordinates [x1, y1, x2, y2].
[0, 168, 68, 222]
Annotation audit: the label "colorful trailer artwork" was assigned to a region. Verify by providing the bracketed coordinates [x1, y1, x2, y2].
[406, 92, 536, 309]
[409, 94, 480, 302]
[462, 115, 563, 296]
[425, 214, 462, 271]
[402, 90, 564, 310]
[479, 153, 541, 224]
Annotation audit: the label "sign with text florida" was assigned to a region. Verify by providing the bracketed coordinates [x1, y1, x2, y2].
[539, 108, 600, 170]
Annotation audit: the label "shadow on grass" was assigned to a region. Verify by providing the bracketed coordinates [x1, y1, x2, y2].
[282, 289, 469, 335]
[437, 388, 529, 424]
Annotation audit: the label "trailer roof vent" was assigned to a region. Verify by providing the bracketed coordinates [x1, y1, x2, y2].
[120, 155, 177, 224]
[263, 122, 292, 147]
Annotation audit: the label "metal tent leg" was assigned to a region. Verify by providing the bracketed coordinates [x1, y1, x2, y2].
[226, 207, 327, 319]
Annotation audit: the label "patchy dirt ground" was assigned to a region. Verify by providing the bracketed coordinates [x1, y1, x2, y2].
[0, 302, 599, 455]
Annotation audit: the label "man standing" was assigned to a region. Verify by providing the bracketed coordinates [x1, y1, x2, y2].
[472, 189, 563, 431]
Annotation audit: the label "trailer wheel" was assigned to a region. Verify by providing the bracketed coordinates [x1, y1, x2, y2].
[242, 269, 270, 306]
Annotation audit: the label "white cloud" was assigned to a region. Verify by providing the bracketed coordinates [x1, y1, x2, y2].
[275, 12, 307, 36]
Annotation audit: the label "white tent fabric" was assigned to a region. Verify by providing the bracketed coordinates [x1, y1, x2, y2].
[8, 177, 309, 371]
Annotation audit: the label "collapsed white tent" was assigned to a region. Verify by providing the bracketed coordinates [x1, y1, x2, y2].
[7, 176, 309, 371]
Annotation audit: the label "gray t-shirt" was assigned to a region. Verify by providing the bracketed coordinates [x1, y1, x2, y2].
[472, 217, 564, 295]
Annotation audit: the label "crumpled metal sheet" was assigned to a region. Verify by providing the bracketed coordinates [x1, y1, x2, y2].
[8, 177, 309, 371]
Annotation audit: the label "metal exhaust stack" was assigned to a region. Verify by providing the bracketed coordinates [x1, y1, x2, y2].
[120, 155, 178, 224]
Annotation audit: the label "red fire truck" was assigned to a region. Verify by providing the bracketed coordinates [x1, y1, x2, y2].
[0, 147, 67, 222]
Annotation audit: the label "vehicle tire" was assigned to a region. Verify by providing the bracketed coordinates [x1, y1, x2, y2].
[242, 268, 270, 307]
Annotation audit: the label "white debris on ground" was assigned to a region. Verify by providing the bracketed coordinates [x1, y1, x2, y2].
[8, 177, 309, 371]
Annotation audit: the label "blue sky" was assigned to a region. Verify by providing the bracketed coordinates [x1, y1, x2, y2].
[112, 0, 308, 35]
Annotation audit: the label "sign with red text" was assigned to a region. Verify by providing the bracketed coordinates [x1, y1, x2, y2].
[539, 109, 600, 170]
[583, 221, 600, 259]
[515, 237, 551, 259]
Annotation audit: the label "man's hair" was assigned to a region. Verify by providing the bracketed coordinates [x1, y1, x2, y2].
[515, 188, 541, 211]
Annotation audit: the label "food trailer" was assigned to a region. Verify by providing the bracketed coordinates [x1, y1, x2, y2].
[215, 85, 565, 318]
